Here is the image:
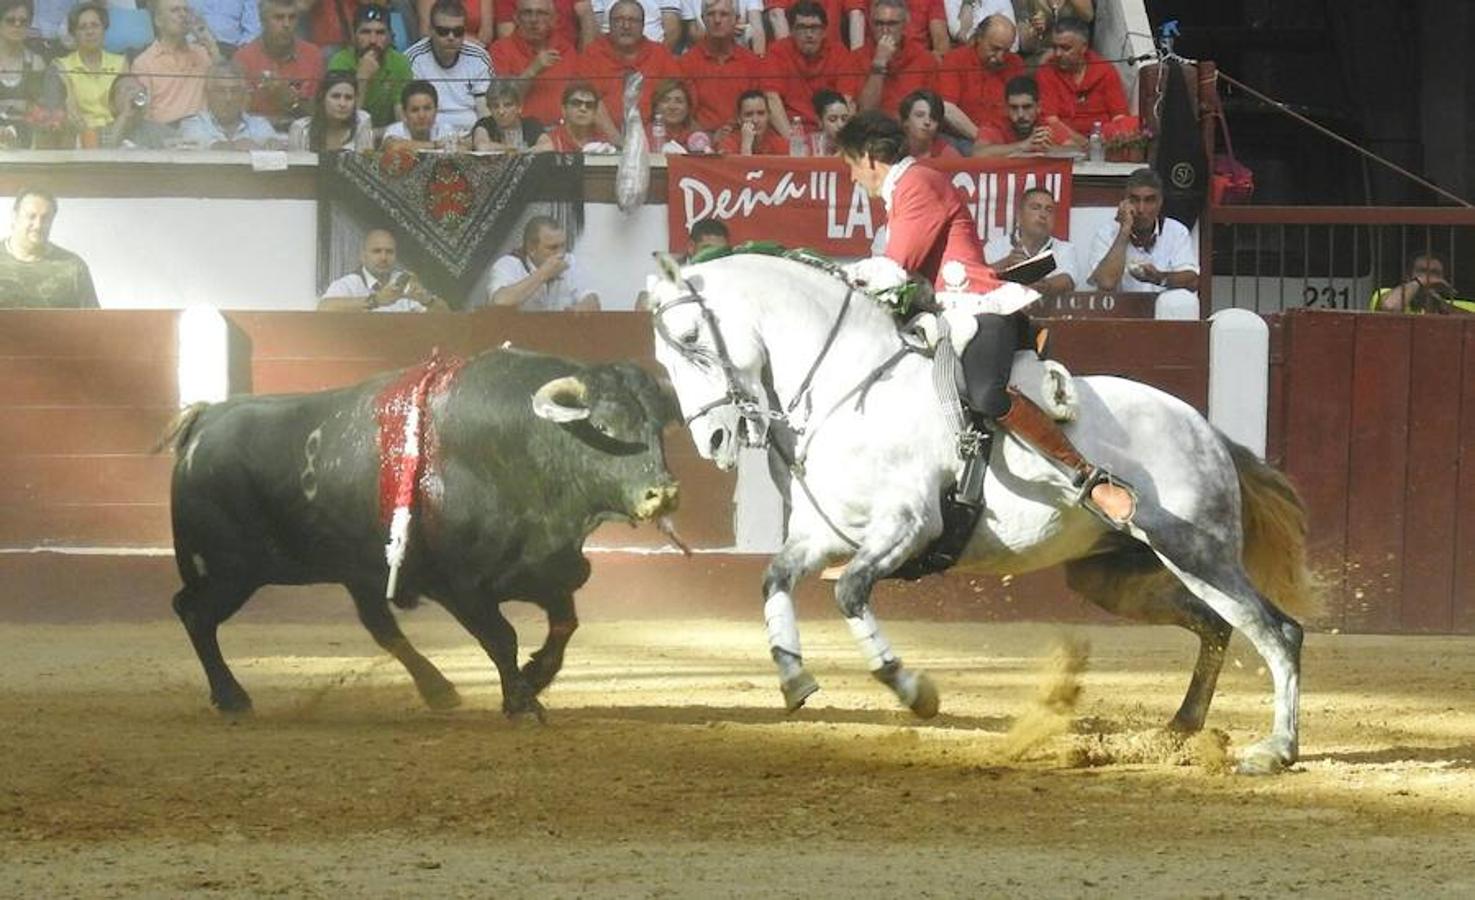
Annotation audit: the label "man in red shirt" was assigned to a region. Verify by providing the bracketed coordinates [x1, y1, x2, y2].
[577, 0, 683, 125]
[1034, 16, 1128, 136]
[856, 0, 939, 115]
[679, 0, 761, 131]
[765, 0, 862, 51]
[937, 13, 1023, 142]
[235, 0, 324, 129]
[494, 0, 591, 48]
[762, 1, 860, 132]
[836, 109, 1134, 524]
[489, 0, 580, 125]
[902, 0, 947, 55]
[716, 89, 789, 154]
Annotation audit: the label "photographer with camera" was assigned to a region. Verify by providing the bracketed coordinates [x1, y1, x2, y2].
[1372, 252, 1472, 315]
[318, 228, 450, 312]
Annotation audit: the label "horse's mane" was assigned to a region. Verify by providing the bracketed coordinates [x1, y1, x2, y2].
[683, 250, 900, 339]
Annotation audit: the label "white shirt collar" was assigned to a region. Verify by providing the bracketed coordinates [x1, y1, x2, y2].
[880, 156, 916, 210]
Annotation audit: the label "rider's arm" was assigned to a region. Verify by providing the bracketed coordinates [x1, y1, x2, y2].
[880, 176, 943, 274]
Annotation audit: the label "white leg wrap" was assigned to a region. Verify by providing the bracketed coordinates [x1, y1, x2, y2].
[764, 591, 802, 658]
[846, 611, 895, 672]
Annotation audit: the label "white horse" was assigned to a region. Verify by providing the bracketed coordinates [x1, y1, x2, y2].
[649, 253, 1317, 775]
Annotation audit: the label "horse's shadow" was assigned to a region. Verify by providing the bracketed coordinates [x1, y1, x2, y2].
[1302, 744, 1475, 769]
[552, 703, 1013, 733]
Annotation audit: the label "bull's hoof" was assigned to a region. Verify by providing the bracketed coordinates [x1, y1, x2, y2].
[1235, 738, 1295, 776]
[419, 681, 462, 711]
[908, 672, 940, 719]
[780, 670, 820, 713]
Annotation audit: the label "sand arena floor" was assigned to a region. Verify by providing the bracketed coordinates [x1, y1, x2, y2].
[2, 608, 1474, 898]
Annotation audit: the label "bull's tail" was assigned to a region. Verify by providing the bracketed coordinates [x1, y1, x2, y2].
[152, 403, 208, 456]
[1224, 438, 1323, 623]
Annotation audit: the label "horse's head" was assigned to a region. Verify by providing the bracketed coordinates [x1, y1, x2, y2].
[648, 256, 769, 471]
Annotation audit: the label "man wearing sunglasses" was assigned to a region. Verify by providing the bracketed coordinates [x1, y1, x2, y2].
[327, 5, 412, 128]
[406, 0, 495, 132]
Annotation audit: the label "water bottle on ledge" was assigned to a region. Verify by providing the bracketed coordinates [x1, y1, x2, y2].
[1088, 121, 1104, 163]
[651, 113, 666, 149]
[789, 116, 808, 157]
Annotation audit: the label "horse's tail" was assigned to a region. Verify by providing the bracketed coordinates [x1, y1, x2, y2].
[1223, 437, 1323, 623]
[152, 402, 208, 456]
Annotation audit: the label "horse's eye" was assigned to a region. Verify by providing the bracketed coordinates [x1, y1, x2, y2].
[679, 326, 700, 345]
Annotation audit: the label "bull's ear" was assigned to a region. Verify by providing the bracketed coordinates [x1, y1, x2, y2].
[531, 375, 591, 423]
[653, 251, 682, 284]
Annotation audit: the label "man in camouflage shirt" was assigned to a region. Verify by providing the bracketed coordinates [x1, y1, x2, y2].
[1, 189, 98, 309]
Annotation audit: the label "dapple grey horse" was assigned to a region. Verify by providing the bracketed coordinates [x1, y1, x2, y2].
[649, 254, 1316, 775]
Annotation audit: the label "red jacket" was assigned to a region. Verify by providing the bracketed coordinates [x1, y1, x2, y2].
[883, 159, 999, 293]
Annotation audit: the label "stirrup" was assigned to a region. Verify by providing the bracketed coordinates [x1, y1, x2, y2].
[1075, 467, 1137, 529]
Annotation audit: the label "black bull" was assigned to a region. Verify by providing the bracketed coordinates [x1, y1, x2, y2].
[162, 348, 680, 719]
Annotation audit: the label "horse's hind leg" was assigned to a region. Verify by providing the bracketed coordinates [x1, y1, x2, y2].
[1065, 549, 1233, 733]
[763, 541, 826, 711]
[1151, 551, 1302, 775]
[173, 578, 257, 714]
[347, 583, 460, 710]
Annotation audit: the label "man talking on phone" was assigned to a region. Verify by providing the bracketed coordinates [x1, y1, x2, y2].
[1086, 167, 1201, 319]
[319, 228, 449, 312]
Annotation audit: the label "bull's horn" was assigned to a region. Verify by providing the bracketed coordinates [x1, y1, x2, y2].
[531, 375, 591, 423]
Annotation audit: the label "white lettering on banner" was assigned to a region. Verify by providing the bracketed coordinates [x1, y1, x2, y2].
[952, 169, 1067, 246]
[677, 172, 810, 231]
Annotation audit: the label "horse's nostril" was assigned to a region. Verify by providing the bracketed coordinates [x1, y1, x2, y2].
[709, 430, 724, 454]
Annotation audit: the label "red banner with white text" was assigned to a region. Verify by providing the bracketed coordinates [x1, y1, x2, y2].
[666, 156, 1073, 257]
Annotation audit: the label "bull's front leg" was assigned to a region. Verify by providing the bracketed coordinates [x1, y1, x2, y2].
[521, 593, 578, 695]
[445, 599, 545, 721]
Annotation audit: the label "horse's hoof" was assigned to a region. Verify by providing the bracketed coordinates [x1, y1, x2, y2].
[212, 690, 253, 716]
[908, 672, 940, 719]
[781, 670, 820, 712]
[1235, 740, 1294, 776]
[419, 682, 462, 711]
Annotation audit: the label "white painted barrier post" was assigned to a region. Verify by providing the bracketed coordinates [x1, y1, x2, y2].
[1208, 308, 1269, 457]
[176, 306, 231, 407]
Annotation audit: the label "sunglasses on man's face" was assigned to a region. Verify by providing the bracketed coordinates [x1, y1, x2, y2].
[435, 24, 466, 36]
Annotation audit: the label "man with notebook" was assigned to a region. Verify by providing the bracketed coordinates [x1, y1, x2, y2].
[984, 186, 1077, 298]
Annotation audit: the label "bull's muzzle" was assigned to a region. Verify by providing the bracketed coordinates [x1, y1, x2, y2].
[633, 480, 680, 520]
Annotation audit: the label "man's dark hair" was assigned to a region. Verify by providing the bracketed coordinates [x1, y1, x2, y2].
[1004, 75, 1038, 102]
[1021, 186, 1054, 204]
[1052, 15, 1090, 42]
[353, 3, 389, 27]
[735, 87, 766, 112]
[562, 80, 598, 106]
[522, 214, 564, 249]
[786, 0, 826, 28]
[689, 218, 729, 244]
[812, 88, 845, 118]
[898, 89, 942, 123]
[13, 187, 57, 216]
[1407, 250, 1448, 279]
[835, 110, 906, 163]
[1125, 167, 1163, 194]
[429, 0, 468, 21]
[400, 79, 438, 107]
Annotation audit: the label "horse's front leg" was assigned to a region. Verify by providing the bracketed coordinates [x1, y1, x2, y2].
[763, 541, 826, 711]
[836, 507, 940, 718]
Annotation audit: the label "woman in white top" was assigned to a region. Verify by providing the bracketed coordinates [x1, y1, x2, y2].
[288, 71, 373, 152]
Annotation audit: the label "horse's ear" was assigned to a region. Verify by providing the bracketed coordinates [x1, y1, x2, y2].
[653, 251, 683, 284]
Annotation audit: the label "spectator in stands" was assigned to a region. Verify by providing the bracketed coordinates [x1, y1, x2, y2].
[1017, 0, 1091, 58]
[383, 79, 460, 149]
[578, 0, 682, 128]
[647, 78, 708, 153]
[0, 0, 54, 148]
[1034, 15, 1126, 137]
[133, 0, 221, 129]
[971, 74, 1079, 157]
[687, 216, 729, 259]
[942, 0, 1014, 49]
[327, 5, 411, 129]
[716, 88, 786, 154]
[767, 0, 861, 52]
[319, 228, 450, 311]
[984, 185, 1075, 297]
[288, 70, 374, 150]
[0, 189, 98, 309]
[178, 59, 284, 147]
[406, 0, 493, 133]
[679, 0, 759, 132]
[188, 0, 261, 57]
[99, 74, 176, 148]
[761, 2, 858, 137]
[234, 0, 324, 131]
[495, 0, 590, 49]
[937, 13, 1022, 145]
[472, 79, 553, 150]
[1372, 252, 1472, 314]
[811, 87, 848, 155]
[545, 79, 615, 150]
[900, 0, 946, 57]
[56, 3, 127, 140]
[898, 88, 958, 158]
[488, 0, 580, 128]
[27, 0, 72, 48]
[486, 214, 599, 311]
[418, 0, 493, 47]
[1087, 167, 1199, 319]
[856, 0, 938, 116]
[590, 0, 668, 49]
